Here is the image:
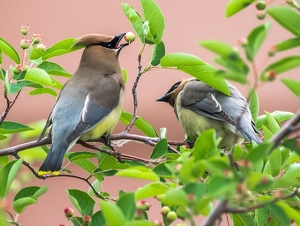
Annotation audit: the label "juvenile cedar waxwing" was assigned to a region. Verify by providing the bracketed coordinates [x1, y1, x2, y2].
[157, 78, 262, 147]
[38, 33, 130, 176]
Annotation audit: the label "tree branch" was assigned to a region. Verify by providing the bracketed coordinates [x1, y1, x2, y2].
[201, 200, 228, 226]
[0, 90, 22, 125]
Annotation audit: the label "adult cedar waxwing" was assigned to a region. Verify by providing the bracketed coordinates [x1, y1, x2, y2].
[157, 78, 262, 147]
[38, 33, 130, 176]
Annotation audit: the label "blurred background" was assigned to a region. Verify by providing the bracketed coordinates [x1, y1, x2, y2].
[1, 0, 299, 225]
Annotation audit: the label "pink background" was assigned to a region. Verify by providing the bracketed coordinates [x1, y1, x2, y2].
[1, 0, 299, 225]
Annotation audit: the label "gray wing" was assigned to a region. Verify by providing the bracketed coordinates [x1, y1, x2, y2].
[181, 80, 236, 126]
[66, 77, 121, 143]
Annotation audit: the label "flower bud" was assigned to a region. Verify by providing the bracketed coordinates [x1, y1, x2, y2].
[20, 38, 31, 49]
[136, 200, 151, 211]
[13, 64, 22, 74]
[256, 1, 266, 10]
[64, 207, 74, 218]
[32, 33, 41, 44]
[21, 25, 30, 36]
[83, 215, 92, 224]
[153, 220, 163, 226]
[238, 37, 248, 47]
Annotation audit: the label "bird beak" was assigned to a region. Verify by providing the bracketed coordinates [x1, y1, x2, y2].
[156, 93, 170, 102]
[115, 33, 129, 51]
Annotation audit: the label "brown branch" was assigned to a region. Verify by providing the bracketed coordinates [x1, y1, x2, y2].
[124, 54, 142, 133]
[201, 200, 228, 226]
[0, 90, 22, 125]
[226, 188, 299, 213]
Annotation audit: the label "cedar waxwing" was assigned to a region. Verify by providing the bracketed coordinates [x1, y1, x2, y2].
[38, 33, 130, 176]
[157, 78, 262, 147]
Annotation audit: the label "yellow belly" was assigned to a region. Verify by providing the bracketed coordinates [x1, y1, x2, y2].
[79, 94, 124, 141]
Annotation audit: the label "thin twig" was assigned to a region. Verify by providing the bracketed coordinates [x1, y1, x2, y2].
[0, 90, 22, 125]
[124, 54, 143, 133]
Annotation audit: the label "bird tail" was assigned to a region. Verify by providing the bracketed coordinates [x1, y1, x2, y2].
[38, 141, 69, 176]
[240, 127, 263, 145]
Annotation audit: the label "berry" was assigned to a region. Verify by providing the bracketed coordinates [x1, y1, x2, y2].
[268, 45, 277, 57]
[36, 43, 46, 52]
[256, 1, 266, 10]
[64, 207, 74, 218]
[21, 25, 30, 36]
[136, 200, 151, 211]
[20, 38, 31, 49]
[124, 32, 135, 43]
[166, 211, 177, 222]
[32, 33, 41, 44]
[256, 10, 266, 20]
[83, 215, 92, 224]
[12, 64, 22, 74]
[238, 37, 248, 47]
[161, 206, 170, 215]
[263, 70, 276, 81]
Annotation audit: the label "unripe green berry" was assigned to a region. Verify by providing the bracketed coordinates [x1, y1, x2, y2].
[256, 10, 266, 20]
[36, 43, 46, 52]
[124, 32, 135, 43]
[268, 45, 277, 57]
[166, 211, 177, 222]
[64, 207, 74, 218]
[12, 64, 22, 74]
[21, 25, 30, 36]
[256, 1, 266, 10]
[20, 39, 31, 49]
[161, 206, 170, 215]
[32, 33, 41, 44]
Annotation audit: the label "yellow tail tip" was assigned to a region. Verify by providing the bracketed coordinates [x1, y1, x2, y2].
[38, 170, 60, 176]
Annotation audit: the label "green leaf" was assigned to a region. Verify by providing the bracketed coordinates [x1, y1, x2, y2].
[281, 78, 300, 99]
[275, 37, 300, 52]
[13, 186, 48, 213]
[122, 67, 128, 84]
[268, 203, 290, 226]
[100, 200, 127, 226]
[116, 166, 159, 181]
[273, 163, 300, 188]
[141, 0, 165, 44]
[246, 22, 271, 61]
[0, 37, 20, 63]
[215, 70, 247, 84]
[150, 138, 168, 159]
[68, 152, 98, 161]
[246, 143, 272, 167]
[163, 188, 189, 206]
[153, 163, 173, 178]
[120, 111, 158, 137]
[208, 176, 237, 197]
[37, 61, 72, 77]
[249, 90, 259, 123]
[135, 182, 171, 200]
[201, 40, 249, 74]
[0, 156, 9, 167]
[27, 87, 57, 97]
[66, 189, 95, 216]
[151, 41, 165, 66]
[267, 6, 300, 36]
[91, 211, 106, 226]
[231, 213, 256, 226]
[226, 0, 255, 17]
[43, 38, 83, 60]
[72, 159, 96, 174]
[98, 152, 117, 170]
[265, 111, 281, 134]
[117, 192, 136, 220]
[0, 48, 2, 64]
[255, 206, 270, 226]
[0, 121, 33, 134]
[256, 111, 294, 129]
[122, 3, 144, 43]
[276, 200, 300, 225]
[193, 129, 219, 160]
[161, 53, 230, 95]
[29, 46, 43, 60]
[268, 147, 281, 177]
[24, 68, 55, 86]
[0, 159, 23, 198]
[261, 56, 300, 81]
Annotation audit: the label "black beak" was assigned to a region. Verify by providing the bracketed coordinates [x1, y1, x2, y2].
[116, 33, 129, 50]
[156, 93, 170, 102]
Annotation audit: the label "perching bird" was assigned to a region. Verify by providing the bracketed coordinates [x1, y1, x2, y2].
[157, 78, 262, 147]
[38, 33, 130, 176]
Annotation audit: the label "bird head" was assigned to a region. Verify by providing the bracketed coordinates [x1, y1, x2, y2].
[74, 33, 130, 55]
